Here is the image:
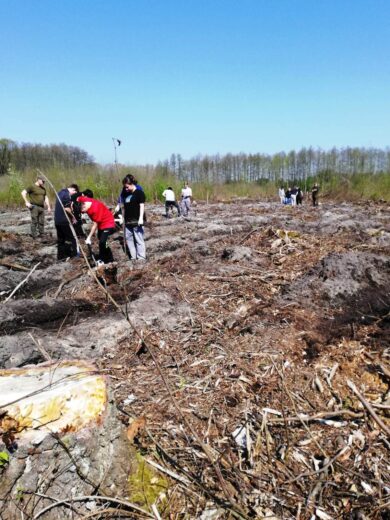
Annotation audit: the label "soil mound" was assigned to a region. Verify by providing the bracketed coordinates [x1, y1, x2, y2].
[0, 201, 389, 519]
[286, 251, 390, 305]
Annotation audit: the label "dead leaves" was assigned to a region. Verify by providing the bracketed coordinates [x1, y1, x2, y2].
[127, 416, 146, 443]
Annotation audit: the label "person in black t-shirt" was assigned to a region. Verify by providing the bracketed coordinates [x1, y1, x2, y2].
[296, 187, 303, 205]
[312, 184, 319, 206]
[121, 176, 146, 260]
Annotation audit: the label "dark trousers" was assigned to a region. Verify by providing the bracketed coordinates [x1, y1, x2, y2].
[31, 205, 45, 237]
[165, 200, 181, 216]
[98, 228, 116, 263]
[56, 224, 77, 260]
[74, 221, 85, 238]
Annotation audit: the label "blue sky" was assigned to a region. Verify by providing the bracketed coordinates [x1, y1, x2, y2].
[1, 0, 389, 164]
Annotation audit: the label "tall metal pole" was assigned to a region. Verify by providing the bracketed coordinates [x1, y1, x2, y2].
[112, 138, 126, 253]
[112, 138, 120, 204]
[112, 137, 119, 174]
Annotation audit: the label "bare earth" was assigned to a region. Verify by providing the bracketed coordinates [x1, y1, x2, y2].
[0, 199, 389, 519]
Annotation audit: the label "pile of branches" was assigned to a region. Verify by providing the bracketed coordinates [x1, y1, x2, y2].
[104, 226, 389, 518]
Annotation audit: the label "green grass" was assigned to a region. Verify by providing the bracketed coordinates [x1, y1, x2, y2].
[0, 167, 388, 208]
[128, 452, 168, 510]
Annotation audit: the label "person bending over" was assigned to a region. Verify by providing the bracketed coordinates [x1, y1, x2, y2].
[70, 188, 94, 238]
[77, 196, 116, 264]
[162, 186, 181, 217]
[54, 184, 79, 260]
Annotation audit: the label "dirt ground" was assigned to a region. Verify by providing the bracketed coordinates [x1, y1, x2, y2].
[0, 199, 389, 519]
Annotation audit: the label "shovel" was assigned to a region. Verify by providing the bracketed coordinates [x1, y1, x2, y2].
[87, 244, 98, 267]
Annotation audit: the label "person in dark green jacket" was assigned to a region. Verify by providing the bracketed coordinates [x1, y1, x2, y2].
[21, 176, 52, 238]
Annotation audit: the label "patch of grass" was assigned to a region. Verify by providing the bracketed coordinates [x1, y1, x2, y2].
[0, 170, 24, 206]
[0, 167, 388, 207]
[0, 451, 9, 466]
[128, 452, 168, 510]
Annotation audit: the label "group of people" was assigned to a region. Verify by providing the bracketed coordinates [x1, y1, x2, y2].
[278, 186, 304, 206]
[22, 176, 195, 266]
[278, 183, 319, 207]
[162, 182, 193, 218]
[22, 174, 147, 265]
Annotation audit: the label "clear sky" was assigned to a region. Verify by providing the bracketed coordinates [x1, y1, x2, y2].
[1, 0, 389, 165]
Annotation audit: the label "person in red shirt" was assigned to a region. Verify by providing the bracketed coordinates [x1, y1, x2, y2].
[77, 196, 116, 263]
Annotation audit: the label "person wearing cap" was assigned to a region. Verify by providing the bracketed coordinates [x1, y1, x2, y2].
[77, 195, 116, 263]
[162, 186, 181, 218]
[21, 176, 51, 239]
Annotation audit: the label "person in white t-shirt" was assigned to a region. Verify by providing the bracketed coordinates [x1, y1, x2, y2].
[181, 183, 193, 216]
[162, 187, 181, 217]
[278, 186, 285, 204]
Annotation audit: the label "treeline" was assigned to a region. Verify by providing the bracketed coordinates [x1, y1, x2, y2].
[0, 138, 95, 175]
[158, 147, 390, 184]
[2, 138, 390, 187]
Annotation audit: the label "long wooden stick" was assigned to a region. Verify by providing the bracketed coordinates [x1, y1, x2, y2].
[36, 169, 80, 254]
[267, 409, 363, 424]
[33, 494, 154, 519]
[36, 169, 248, 519]
[347, 379, 390, 437]
[4, 262, 41, 302]
[0, 260, 30, 271]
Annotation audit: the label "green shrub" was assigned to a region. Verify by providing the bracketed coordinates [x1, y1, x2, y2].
[0, 167, 388, 207]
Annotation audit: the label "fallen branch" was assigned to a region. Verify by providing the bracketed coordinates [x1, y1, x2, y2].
[54, 271, 83, 298]
[33, 494, 154, 519]
[80, 508, 136, 519]
[347, 379, 390, 437]
[267, 409, 363, 424]
[0, 259, 30, 271]
[238, 227, 260, 245]
[285, 446, 350, 485]
[4, 262, 41, 302]
[151, 503, 162, 520]
[145, 458, 191, 485]
[28, 332, 52, 362]
[21, 491, 82, 516]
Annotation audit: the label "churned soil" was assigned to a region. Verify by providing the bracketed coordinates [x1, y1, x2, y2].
[0, 199, 389, 519]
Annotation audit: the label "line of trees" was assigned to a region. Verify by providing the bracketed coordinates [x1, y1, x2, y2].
[2, 138, 389, 187]
[157, 147, 390, 184]
[0, 138, 95, 175]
